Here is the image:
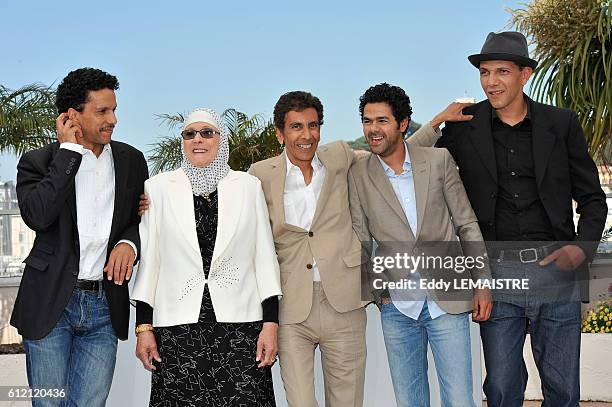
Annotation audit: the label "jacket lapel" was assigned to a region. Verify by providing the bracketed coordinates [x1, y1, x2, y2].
[468, 102, 498, 184]
[311, 145, 335, 228]
[408, 145, 430, 239]
[167, 169, 201, 256]
[211, 171, 242, 264]
[267, 153, 302, 232]
[366, 153, 414, 239]
[167, 169, 246, 264]
[50, 143, 77, 225]
[67, 188, 77, 226]
[530, 103, 556, 188]
[109, 141, 127, 240]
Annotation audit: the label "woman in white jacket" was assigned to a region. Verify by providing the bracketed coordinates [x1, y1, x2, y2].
[131, 108, 282, 407]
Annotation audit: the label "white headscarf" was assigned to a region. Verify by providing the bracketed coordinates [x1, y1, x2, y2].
[181, 108, 230, 196]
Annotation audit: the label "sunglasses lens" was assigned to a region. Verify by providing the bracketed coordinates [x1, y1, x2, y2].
[182, 129, 219, 139]
[182, 130, 196, 139]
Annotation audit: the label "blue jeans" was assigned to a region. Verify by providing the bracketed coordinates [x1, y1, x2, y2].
[381, 301, 476, 407]
[480, 261, 581, 407]
[23, 287, 118, 407]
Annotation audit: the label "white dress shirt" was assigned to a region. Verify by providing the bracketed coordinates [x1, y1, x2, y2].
[283, 153, 326, 281]
[61, 143, 135, 281]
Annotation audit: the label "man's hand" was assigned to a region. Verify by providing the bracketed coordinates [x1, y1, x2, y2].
[256, 322, 278, 368]
[138, 194, 150, 217]
[135, 331, 161, 371]
[380, 297, 392, 305]
[472, 288, 492, 322]
[430, 102, 475, 130]
[104, 242, 136, 285]
[539, 244, 586, 272]
[56, 113, 81, 144]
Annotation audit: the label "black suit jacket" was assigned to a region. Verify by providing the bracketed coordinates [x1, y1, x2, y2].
[11, 141, 148, 340]
[437, 97, 606, 255]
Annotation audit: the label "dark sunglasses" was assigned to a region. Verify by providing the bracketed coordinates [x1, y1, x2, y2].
[181, 129, 221, 140]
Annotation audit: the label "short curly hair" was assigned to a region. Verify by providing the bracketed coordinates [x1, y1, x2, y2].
[359, 83, 413, 136]
[273, 91, 324, 130]
[56, 68, 119, 113]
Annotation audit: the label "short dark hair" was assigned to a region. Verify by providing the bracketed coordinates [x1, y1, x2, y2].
[56, 68, 119, 113]
[359, 83, 413, 136]
[273, 91, 324, 130]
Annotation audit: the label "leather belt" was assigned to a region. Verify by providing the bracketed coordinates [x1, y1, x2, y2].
[491, 243, 560, 264]
[75, 279, 103, 291]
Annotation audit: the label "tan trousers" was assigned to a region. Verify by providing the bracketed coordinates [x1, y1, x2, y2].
[278, 282, 367, 407]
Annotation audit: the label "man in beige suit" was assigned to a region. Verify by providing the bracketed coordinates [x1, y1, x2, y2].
[348, 83, 492, 407]
[248, 90, 474, 407]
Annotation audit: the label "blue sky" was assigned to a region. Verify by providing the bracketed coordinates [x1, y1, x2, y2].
[1, 0, 525, 182]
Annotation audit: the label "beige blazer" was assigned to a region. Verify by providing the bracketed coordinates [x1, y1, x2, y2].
[131, 169, 282, 326]
[249, 125, 441, 325]
[348, 144, 491, 314]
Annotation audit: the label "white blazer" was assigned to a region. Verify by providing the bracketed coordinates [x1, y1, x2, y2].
[131, 169, 282, 326]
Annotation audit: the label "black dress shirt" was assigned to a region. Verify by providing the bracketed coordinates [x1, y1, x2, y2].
[492, 101, 556, 241]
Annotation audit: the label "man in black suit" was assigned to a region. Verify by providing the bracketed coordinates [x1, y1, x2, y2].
[437, 32, 607, 407]
[11, 68, 148, 407]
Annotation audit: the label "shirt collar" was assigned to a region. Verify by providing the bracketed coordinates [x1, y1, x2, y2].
[83, 143, 112, 157]
[491, 93, 532, 126]
[285, 151, 323, 176]
[377, 141, 411, 176]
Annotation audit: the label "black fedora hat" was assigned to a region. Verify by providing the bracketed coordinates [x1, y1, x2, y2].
[468, 31, 538, 69]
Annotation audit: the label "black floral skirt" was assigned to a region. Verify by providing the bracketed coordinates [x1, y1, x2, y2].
[150, 286, 275, 407]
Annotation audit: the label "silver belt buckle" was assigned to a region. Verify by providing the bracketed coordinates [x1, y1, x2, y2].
[519, 248, 538, 263]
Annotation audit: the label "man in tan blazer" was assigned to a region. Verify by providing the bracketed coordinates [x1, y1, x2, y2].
[348, 83, 492, 407]
[249, 90, 474, 407]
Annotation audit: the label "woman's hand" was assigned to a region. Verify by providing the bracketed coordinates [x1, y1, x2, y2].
[135, 331, 162, 371]
[256, 322, 278, 368]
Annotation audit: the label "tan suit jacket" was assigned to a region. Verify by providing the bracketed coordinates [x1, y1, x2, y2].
[249, 125, 441, 325]
[348, 143, 491, 314]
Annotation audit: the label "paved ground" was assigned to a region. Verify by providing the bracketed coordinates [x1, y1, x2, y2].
[484, 402, 612, 406]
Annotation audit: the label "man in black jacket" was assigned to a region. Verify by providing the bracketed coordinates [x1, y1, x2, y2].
[11, 68, 148, 407]
[437, 32, 607, 407]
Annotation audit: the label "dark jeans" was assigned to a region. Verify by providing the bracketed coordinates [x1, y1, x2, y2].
[23, 287, 118, 407]
[480, 261, 581, 407]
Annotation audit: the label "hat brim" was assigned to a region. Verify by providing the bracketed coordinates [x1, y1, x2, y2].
[468, 52, 538, 69]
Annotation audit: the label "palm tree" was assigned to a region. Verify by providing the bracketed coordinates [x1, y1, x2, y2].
[148, 109, 282, 174]
[224, 109, 283, 171]
[509, 0, 612, 163]
[0, 84, 57, 155]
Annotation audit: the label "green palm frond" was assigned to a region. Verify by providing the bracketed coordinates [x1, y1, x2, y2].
[146, 112, 187, 174]
[154, 113, 185, 131]
[223, 108, 282, 171]
[147, 108, 282, 175]
[0, 84, 57, 155]
[509, 0, 612, 163]
[147, 136, 183, 175]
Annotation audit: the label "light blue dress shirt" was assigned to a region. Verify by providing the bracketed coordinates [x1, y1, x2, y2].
[376, 142, 446, 320]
